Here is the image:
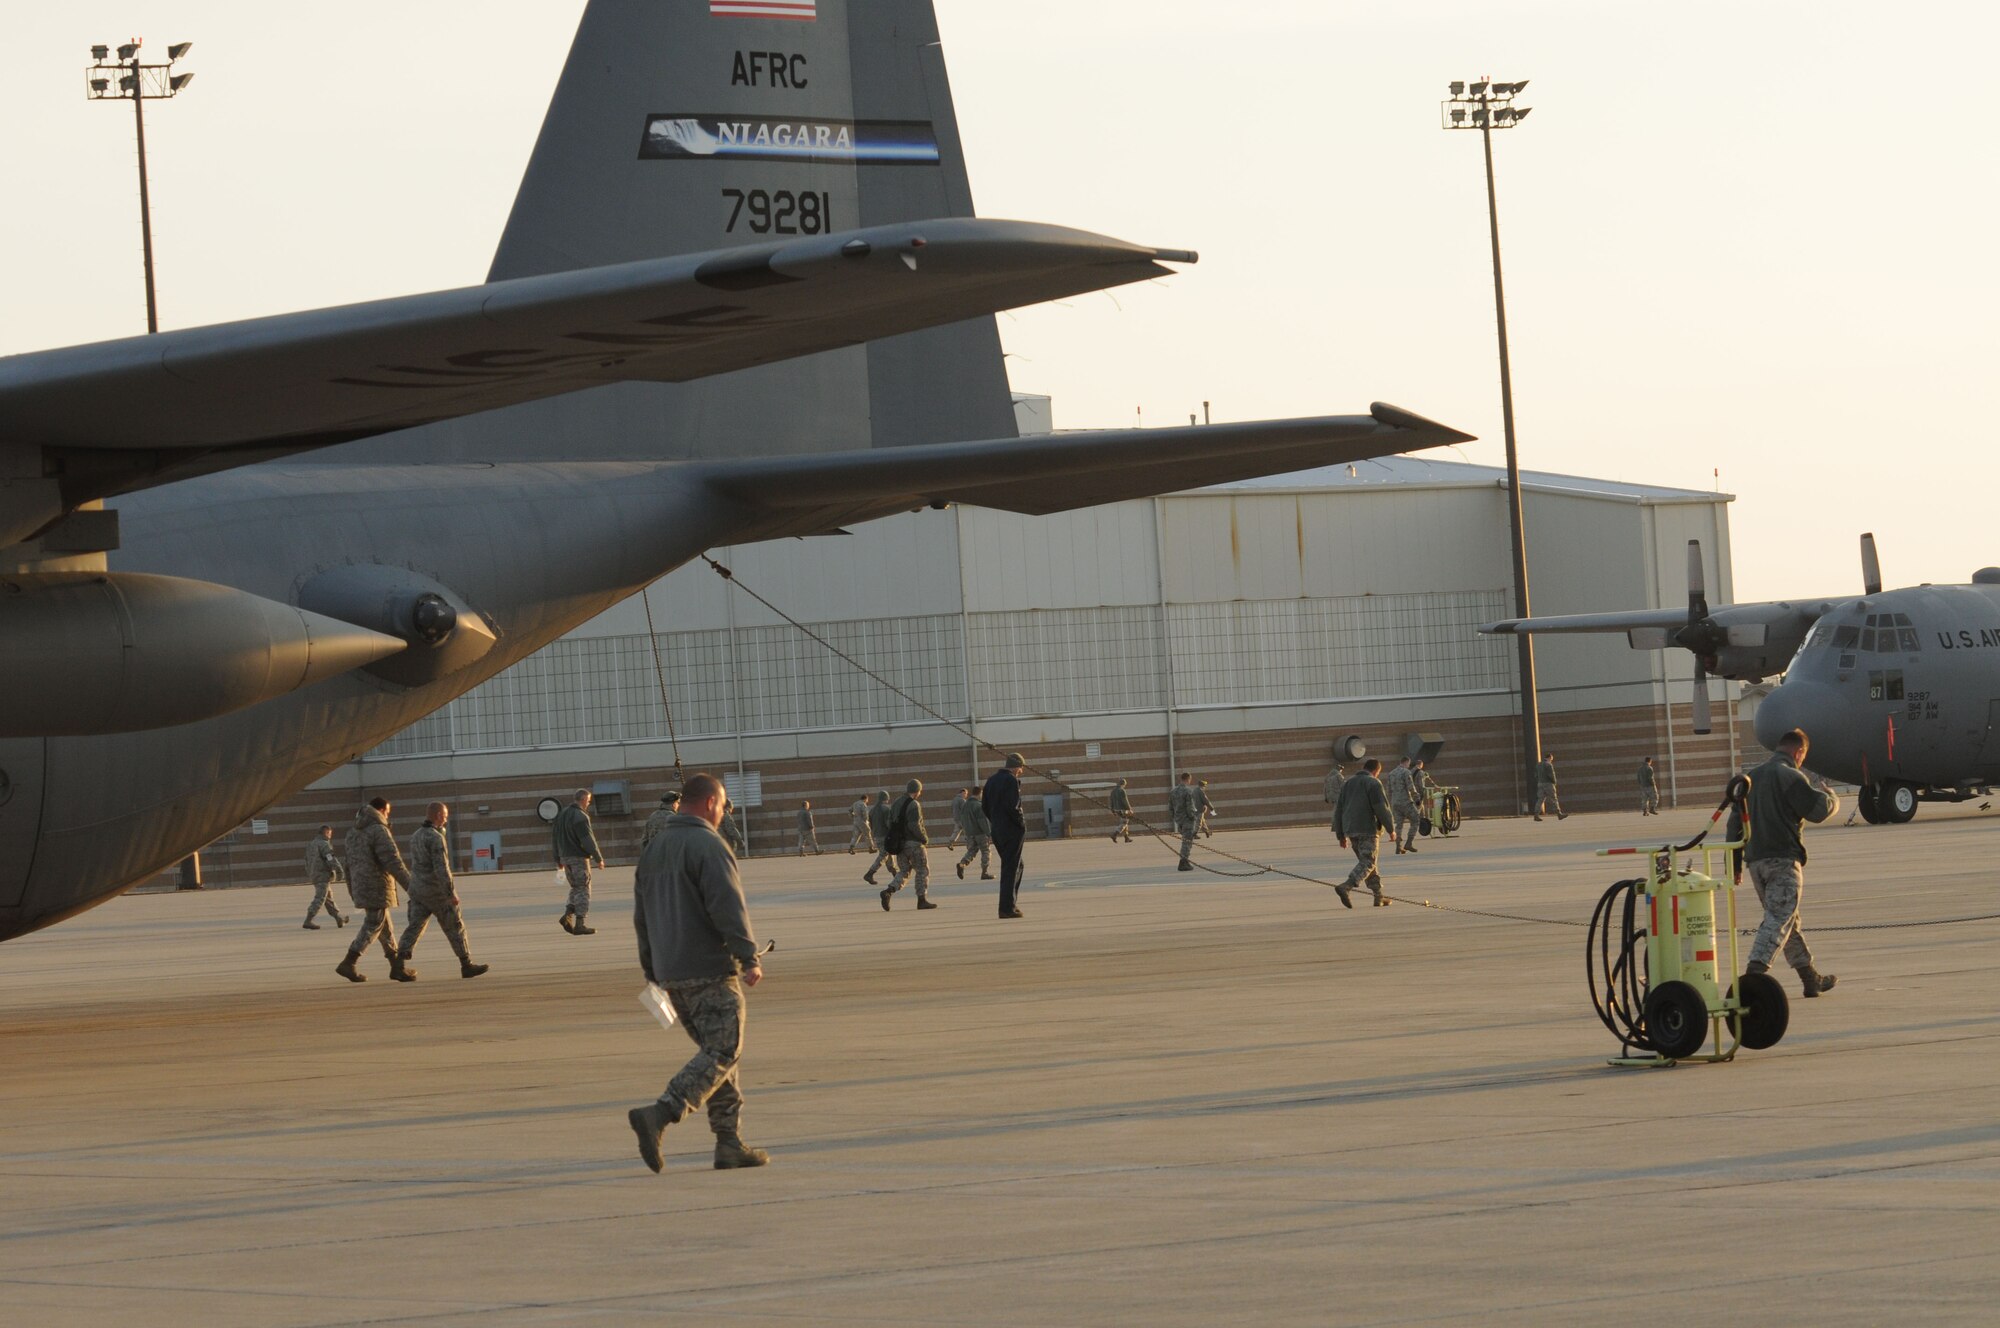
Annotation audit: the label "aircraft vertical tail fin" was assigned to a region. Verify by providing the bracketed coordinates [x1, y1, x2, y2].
[466, 0, 1016, 458]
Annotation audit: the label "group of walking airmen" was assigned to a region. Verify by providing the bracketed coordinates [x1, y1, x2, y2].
[292, 728, 1843, 1174]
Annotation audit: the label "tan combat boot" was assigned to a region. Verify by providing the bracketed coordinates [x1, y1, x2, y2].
[627, 1100, 679, 1173]
[714, 1135, 770, 1170]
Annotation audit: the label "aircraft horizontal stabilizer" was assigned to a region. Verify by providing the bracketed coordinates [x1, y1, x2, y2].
[1481, 608, 1691, 637]
[0, 219, 1187, 502]
[698, 405, 1474, 534]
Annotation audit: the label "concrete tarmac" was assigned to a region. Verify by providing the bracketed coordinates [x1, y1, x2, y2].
[3, 807, 1997, 1325]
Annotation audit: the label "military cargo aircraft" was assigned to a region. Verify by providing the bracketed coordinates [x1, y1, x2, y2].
[0, 0, 1473, 941]
[1481, 536, 2000, 822]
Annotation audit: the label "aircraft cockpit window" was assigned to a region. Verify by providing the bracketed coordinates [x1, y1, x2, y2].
[1831, 625, 1860, 650]
[1899, 627, 1920, 652]
[1838, 652, 1857, 671]
[1860, 628, 1879, 652]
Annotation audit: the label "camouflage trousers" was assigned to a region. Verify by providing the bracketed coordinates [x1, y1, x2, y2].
[1392, 801, 1421, 851]
[1747, 858, 1814, 969]
[1112, 813, 1132, 843]
[864, 844, 894, 878]
[849, 823, 873, 853]
[345, 908, 402, 965]
[400, 897, 472, 965]
[657, 976, 747, 1138]
[560, 858, 593, 920]
[1640, 786, 1660, 814]
[1175, 818, 1199, 863]
[888, 845, 930, 898]
[1534, 782, 1564, 818]
[1343, 836, 1384, 896]
[305, 877, 345, 923]
[957, 834, 991, 873]
[796, 830, 820, 855]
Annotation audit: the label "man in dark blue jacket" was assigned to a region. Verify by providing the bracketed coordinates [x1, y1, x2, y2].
[981, 752, 1028, 919]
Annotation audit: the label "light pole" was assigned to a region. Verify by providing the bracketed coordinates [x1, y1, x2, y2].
[1442, 76, 1541, 808]
[86, 38, 196, 334]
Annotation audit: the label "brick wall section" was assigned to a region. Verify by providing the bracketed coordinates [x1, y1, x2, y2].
[167, 705, 1753, 891]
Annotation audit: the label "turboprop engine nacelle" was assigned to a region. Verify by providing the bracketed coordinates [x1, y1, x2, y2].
[0, 572, 406, 737]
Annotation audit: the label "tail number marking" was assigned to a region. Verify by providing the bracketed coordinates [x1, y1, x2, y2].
[723, 188, 830, 235]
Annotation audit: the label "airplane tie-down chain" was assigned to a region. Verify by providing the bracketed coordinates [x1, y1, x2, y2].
[697, 556, 1996, 936]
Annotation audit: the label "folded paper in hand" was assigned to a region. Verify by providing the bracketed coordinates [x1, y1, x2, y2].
[639, 983, 679, 1030]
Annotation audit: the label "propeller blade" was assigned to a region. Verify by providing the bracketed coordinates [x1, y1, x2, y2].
[1686, 540, 1708, 621]
[1691, 662, 1712, 735]
[1861, 531, 1882, 596]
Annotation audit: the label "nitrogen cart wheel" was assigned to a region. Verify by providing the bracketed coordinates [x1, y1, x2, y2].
[1642, 980, 1710, 1060]
[1729, 971, 1790, 1050]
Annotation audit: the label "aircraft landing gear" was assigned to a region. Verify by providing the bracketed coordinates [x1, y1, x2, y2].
[1857, 784, 1882, 824]
[1881, 780, 1919, 823]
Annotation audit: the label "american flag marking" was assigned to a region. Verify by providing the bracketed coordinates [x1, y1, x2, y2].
[711, 0, 817, 19]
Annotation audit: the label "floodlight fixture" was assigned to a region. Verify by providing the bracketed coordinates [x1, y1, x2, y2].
[1470, 80, 1488, 95]
[170, 71, 195, 92]
[167, 41, 193, 60]
[117, 42, 138, 60]
[1510, 79, 1529, 94]
[1450, 80, 1465, 95]
[119, 75, 137, 91]
[89, 77, 109, 93]
[91, 44, 109, 60]
[1450, 108, 1465, 123]
[1472, 108, 1488, 124]
[1512, 106, 1533, 123]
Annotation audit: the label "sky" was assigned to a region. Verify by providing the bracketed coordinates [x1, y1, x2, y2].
[3, 2, 1996, 603]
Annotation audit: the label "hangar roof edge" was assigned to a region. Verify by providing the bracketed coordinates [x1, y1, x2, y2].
[1190, 454, 1732, 504]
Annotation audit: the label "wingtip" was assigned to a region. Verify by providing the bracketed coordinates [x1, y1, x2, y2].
[1370, 402, 1476, 444]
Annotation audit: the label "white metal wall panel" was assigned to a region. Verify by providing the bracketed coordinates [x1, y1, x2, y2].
[959, 503, 1160, 611]
[966, 605, 1167, 718]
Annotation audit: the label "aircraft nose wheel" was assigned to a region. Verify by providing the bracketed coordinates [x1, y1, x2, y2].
[1881, 780, 1919, 823]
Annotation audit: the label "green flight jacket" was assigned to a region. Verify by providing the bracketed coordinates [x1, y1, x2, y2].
[1335, 774, 1395, 839]
[1744, 753, 1838, 865]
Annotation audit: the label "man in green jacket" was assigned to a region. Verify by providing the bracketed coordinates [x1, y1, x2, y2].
[627, 771, 769, 1174]
[1108, 778, 1133, 843]
[1334, 759, 1396, 909]
[881, 779, 935, 911]
[1744, 728, 1841, 997]
[553, 788, 605, 936]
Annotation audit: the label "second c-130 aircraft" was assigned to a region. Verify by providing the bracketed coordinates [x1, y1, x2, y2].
[0, 0, 1475, 942]
[1483, 535, 2000, 823]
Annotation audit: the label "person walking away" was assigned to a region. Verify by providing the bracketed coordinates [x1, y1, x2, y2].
[957, 788, 994, 880]
[1196, 779, 1218, 837]
[1386, 757, 1422, 854]
[1323, 764, 1346, 834]
[947, 788, 968, 848]
[1168, 772, 1201, 872]
[862, 789, 895, 884]
[302, 824, 348, 929]
[1638, 756, 1660, 816]
[795, 800, 821, 855]
[879, 780, 936, 910]
[399, 802, 489, 978]
[848, 793, 873, 854]
[1334, 759, 1395, 909]
[553, 788, 605, 935]
[626, 772, 770, 1173]
[336, 797, 415, 982]
[640, 790, 680, 852]
[982, 753, 1029, 918]
[1533, 754, 1567, 821]
[1743, 729, 1840, 997]
[1108, 777, 1134, 843]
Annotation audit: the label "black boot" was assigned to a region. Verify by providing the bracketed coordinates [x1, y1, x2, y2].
[1798, 965, 1837, 997]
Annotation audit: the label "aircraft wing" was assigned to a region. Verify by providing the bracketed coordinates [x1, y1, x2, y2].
[0, 219, 1187, 528]
[698, 404, 1475, 535]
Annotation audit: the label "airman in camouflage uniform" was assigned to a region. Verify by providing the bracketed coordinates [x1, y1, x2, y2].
[553, 789, 605, 936]
[1108, 777, 1133, 843]
[1744, 729, 1840, 998]
[1334, 759, 1395, 908]
[1638, 757, 1660, 815]
[847, 794, 873, 854]
[399, 802, 488, 978]
[1323, 764, 1346, 833]
[1168, 772, 1201, 872]
[1533, 755, 1567, 821]
[861, 789, 895, 884]
[1196, 780, 1217, 837]
[640, 791, 680, 852]
[627, 771, 770, 1173]
[947, 789, 969, 848]
[336, 798, 415, 983]
[881, 780, 935, 910]
[956, 787, 993, 880]
[795, 800, 821, 855]
[302, 824, 348, 929]
[1386, 757, 1422, 854]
